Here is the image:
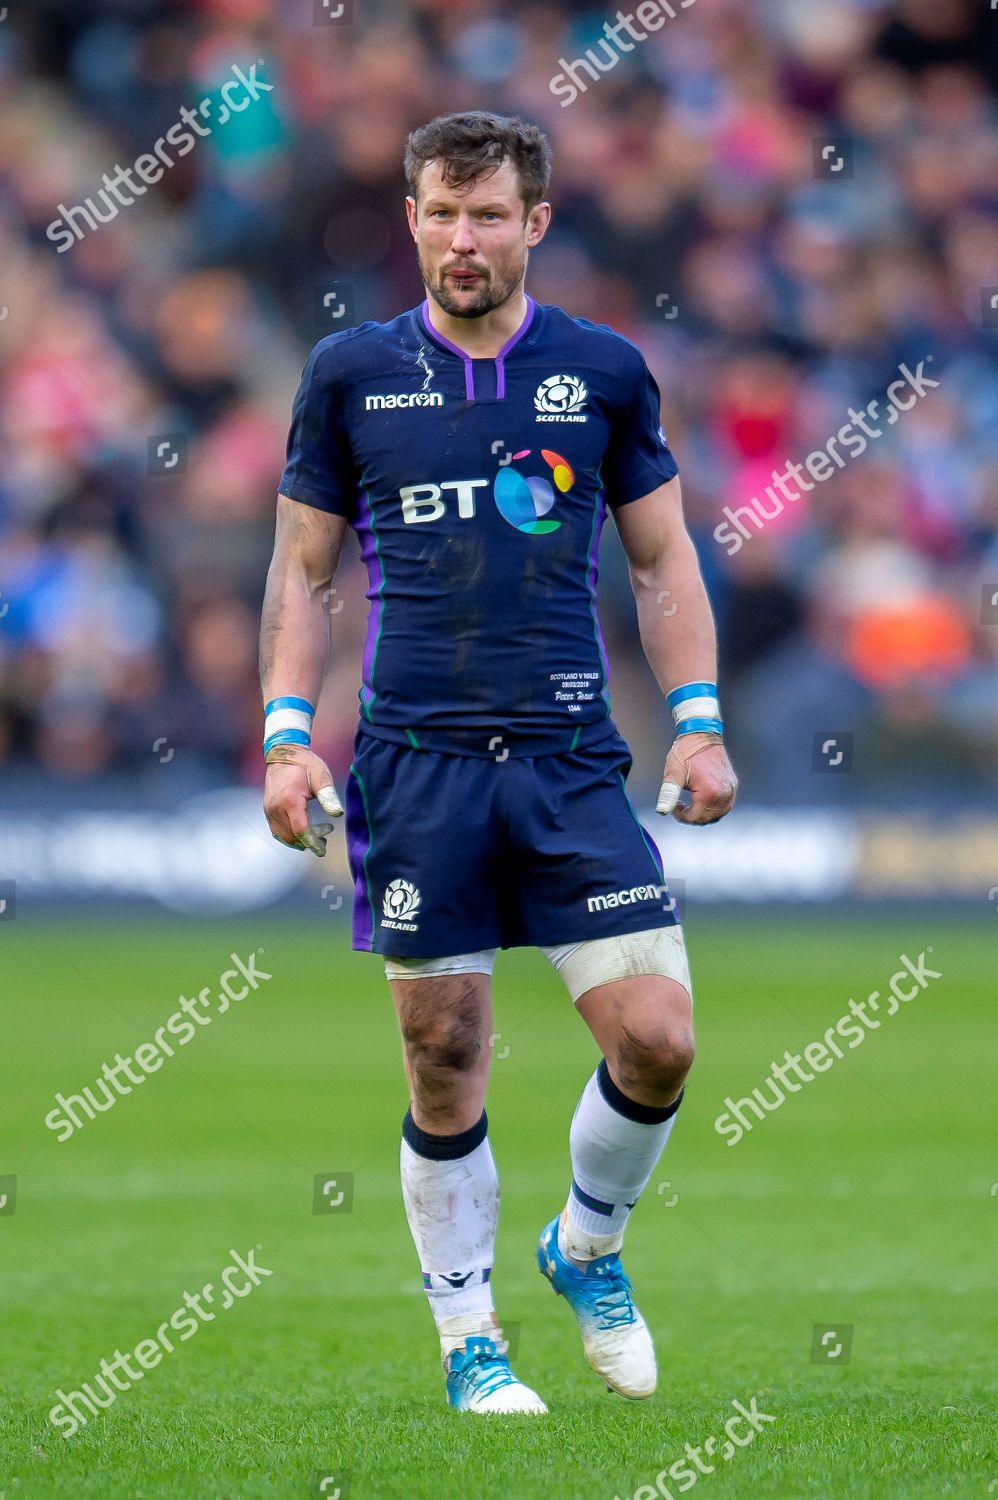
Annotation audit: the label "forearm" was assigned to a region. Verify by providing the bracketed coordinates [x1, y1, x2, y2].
[630, 527, 718, 700]
[259, 498, 347, 849]
[259, 553, 331, 708]
[259, 496, 343, 709]
[611, 474, 736, 822]
[631, 530, 736, 821]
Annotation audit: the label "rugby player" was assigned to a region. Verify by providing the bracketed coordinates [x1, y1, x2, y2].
[260, 112, 737, 1414]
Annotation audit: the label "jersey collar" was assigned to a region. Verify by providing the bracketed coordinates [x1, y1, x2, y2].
[417, 294, 537, 402]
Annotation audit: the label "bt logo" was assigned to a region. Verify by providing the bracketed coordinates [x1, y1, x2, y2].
[399, 449, 575, 534]
[495, 448, 573, 534]
[400, 478, 486, 524]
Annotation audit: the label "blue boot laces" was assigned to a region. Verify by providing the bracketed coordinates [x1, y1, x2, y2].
[587, 1259, 638, 1331]
[456, 1336, 517, 1398]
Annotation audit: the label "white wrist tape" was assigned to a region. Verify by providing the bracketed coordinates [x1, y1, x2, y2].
[263, 695, 315, 754]
[666, 680, 723, 737]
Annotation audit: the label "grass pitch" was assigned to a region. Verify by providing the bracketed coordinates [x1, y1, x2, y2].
[1, 912, 994, 1498]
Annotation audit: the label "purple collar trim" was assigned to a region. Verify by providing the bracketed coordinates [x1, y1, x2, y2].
[419, 295, 536, 402]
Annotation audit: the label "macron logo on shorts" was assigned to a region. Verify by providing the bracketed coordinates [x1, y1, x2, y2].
[587, 883, 668, 912]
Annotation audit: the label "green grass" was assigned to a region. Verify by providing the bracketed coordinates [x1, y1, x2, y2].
[0, 913, 994, 1498]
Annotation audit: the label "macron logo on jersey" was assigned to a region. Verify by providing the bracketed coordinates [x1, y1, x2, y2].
[365, 391, 444, 411]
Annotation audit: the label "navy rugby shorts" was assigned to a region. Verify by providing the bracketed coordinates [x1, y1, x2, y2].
[343, 721, 679, 958]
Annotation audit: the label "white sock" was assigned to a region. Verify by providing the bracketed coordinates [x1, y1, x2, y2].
[401, 1109, 500, 1360]
[561, 1060, 684, 1262]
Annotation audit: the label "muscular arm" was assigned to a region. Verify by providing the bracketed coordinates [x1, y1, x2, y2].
[260, 495, 349, 848]
[613, 476, 718, 693]
[260, 494, 348, 704]
[613, 476, 737, 824]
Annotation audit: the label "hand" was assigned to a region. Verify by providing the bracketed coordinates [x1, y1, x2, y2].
[263, 744, 343, 855]
[656, 733, 738, 825]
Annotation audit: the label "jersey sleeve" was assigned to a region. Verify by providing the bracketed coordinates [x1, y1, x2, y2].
[278, 342, 357, 519]
[601, 346, 679, 508]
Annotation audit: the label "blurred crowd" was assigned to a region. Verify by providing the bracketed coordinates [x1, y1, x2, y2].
[0, 0, 996, 803]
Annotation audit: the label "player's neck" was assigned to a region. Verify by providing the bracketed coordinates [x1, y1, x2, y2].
[424, 289, 531, 360]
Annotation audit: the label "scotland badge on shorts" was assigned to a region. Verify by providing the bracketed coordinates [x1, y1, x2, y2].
[382, 878, 421, 933]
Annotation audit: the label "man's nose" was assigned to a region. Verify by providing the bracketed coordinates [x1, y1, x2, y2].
[449, 215, 478, 254]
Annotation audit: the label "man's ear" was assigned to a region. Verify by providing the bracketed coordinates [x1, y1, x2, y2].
[526, 201, 552, 248]
[405, 195, 418, 241]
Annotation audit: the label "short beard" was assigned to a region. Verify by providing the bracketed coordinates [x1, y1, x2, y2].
[420, 249, 526, 320]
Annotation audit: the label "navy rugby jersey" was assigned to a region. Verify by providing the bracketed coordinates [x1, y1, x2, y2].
[279, 296, 678, 751]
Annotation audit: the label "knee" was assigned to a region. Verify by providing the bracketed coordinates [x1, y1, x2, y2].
[614, 1018, 695, 1098]
[407, 1020, 481, 1076]
[399, 983, 482, 1078]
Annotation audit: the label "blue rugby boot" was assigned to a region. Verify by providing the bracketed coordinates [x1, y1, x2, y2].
[537, 1216, 656, 1398]
[445, 1333, 548, 1414]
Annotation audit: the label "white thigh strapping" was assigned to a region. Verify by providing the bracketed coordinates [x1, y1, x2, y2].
[541, 926, 692, 1005]
[384, 949, 499, 982]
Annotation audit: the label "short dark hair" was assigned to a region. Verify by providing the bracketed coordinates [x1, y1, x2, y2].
[404, 111, 552, 216]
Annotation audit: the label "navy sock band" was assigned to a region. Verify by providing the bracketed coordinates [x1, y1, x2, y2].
[571, 1177, 615, 1216]
[402, 1108, 488, 1160]
[596, 1059, 685, 1125]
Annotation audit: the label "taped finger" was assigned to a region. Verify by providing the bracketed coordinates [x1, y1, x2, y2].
[657, 779, 683, 815]
[315, 784, 343, 818]
[297, 822, 336, 856]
